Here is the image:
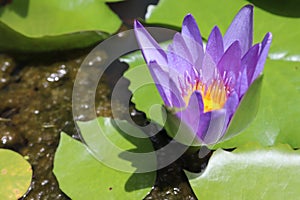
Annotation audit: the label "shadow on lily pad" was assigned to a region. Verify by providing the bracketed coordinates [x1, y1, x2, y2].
[0, 0, 29, 17]
[111, 120, 157, 191]
[248, 0, 300, 18]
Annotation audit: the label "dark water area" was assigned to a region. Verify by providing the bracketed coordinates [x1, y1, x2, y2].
[0, 51, 117, 199]
[0, 0, 212, 199]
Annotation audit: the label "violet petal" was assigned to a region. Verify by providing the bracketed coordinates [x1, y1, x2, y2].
[224, 5, 253, 56]
[169, 33, 193, 62]
[176, 91, 205, 135]
[167, 33, 196, 78]
[239, 44, 260, 96]
[206, 26, 224, 64]
[199, 109, 227, 144]
[168, 67, 186, 108]
[200, 53, 217, 85]
[251, 32, 272, 83]
[181, 14, 203, 47]
[181, 14, 204, 65]
[217, 41, 242, 88]
[134, 20, 168, 70]
[199, 91, 239, 144]
[167, 55, 197, 83]
[148, 60, 172, 106]
[223, 91, 239, 130]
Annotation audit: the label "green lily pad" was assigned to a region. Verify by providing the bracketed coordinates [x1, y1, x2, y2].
[146, 0, 300, 61]
[122, 55, 164, 126]
[186, 144, 300, 199]
[215, 59, 300, 148]
[0, 0, 121, 37]
[0, 149, 32, 200]
[221, 75, 263, 142]
[53, 117, 156, 199]
[0, 0, 121, 52]
[122, 43, 171, 127]
[77, 117, 157, 173]
[0, 21, 108, 53]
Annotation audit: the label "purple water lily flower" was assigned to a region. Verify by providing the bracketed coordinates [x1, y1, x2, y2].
[134, 5, 272, 144]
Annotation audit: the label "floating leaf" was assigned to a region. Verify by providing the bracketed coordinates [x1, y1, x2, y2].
[214, 59, 300, 148]
[77, 117, 157, 173]
[122, 42, 172, 127]
[0, 0, 122, 52]
[0, 0, 121, 37]
[122, 55, 164, 126]
[146, 0, 300, 61]
[221, 76, 263, 141]
[53, 117, 156, 199]
[0, 21, 108, 53]
[186, 144, 300, 199]
[0, 149, 32, 200]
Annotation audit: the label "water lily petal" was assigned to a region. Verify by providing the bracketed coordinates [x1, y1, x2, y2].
[169, 33, 192, 61]
[251, 32, 272, 83]
[148, 60, 172, 106]
[238, 69, 248, 99]
[206, 26, 224, 64]
[239, 44, 260, 96]
[197, 93, 239, 144]
[201, 53, 217, 85]
[223, 91, 239, 127]
[181, 14, 204, 65]
[217, 41, 242, 88]
[176, 91, 205, 135]
[167, 57, 197, 86]
[244, 44, 260, 84]
[200, 109, 227, 145]
[134, 20, 168, 70]
[148, 61, 185, 107]
[224, 5, 253, 56]
[167, 33, 195, 78]
[181, 14, 203, 47]
[169, 76, 186, 108]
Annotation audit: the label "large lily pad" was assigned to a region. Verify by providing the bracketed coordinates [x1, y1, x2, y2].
[0, 0, 121, 37]
[146, 0, 300, 61]
[121, 42, 171, 127]
[0, 21, 108, 53]
[53, 117, 156, 199]
[186, 144, 300, 199]
[0, 0, 122, 52]
[215, 59, 300, 148]
[122, 53, 164, 126]
[0, 149, 32, 200]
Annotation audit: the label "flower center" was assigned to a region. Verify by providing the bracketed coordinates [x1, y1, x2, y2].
[183, 78, 228, 112]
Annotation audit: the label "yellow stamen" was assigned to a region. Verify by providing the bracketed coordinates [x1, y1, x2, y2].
[184, 79, 227, 112]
